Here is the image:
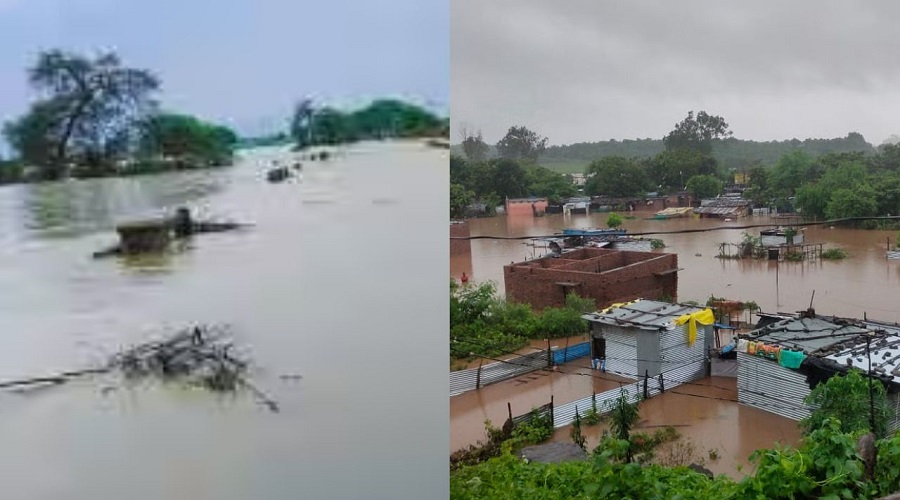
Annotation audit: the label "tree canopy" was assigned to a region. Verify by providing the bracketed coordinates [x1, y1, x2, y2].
[2, 49, 238, 181]
[3, 50, 160, 179]
[663, 110, 732, 154]
[584, 156, 649, 197]
[496, 126, 548, 161]
[290, 98, 444, 149]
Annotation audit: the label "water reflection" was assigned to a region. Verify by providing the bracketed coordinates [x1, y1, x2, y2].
[14, 169, 229, 240]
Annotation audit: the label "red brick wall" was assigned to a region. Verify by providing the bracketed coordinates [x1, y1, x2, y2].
[506, 199, 549, 216]
[504, 252, 679, 311]
[450, 222, 471, 255]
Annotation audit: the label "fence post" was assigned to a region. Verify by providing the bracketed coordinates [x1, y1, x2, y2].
[475, 358, 484, 390]
[550, 395, 554, 425]
[643, 370, 649, 399]
[547, 338, 553, 367]
[591, 391, 597, 413]
[508, 402, 513, 423]
[658, 373, 665, 393]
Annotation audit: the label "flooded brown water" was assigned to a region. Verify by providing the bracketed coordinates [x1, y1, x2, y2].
[452, 213, 900, 322]
[548, 377, 801, 479]
[0, 141, 448, 499]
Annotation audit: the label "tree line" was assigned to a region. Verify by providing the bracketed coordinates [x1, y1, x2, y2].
[454, 113, 900, 226]
[745, 148, 900, 225]
[1, 49, 239, 183]
[452, 111, 734, 217]
[290, 98, 447, 149]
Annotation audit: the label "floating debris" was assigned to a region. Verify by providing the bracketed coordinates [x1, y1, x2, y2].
[0, 325, 280, 412]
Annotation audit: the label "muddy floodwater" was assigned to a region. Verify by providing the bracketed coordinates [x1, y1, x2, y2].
[0, 141, 447, 499]
[450, 211, 899, 476]
[452, 213, 900, 323]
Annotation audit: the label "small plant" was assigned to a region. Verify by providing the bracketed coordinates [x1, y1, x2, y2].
[785, 250, 804, 261]
[510, 408, 554, 447]
[822, 248, 848, 260]
[708, 448, 720, 461]
[607, 212, 623, 229]
[582, 396, 602, 426]
[650, 238, 666, 249]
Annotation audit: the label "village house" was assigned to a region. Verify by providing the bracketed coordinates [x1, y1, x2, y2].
[505, 197, 549, 216]
[581, 299, 715, 383]
[503, 247, 679, 311]
[735, 311, 900, 431]
[695, 196, 753, 219]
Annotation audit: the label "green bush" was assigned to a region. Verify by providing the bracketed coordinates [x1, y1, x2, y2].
[822, 248, 848, 260]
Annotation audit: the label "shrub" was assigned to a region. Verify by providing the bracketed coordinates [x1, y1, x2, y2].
[822, 247, 848, 260]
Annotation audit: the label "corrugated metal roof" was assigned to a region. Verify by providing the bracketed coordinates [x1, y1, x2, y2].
[698, 197, 752, 208]
[581, 299, 705, 331]
[822, 321, 900, 383]
[694, 206, 746, 215]
[745, 317, 869, 353]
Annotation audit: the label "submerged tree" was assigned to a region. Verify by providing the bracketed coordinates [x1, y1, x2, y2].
[138, 113, 237, 166]
[4, 49, 160, 178]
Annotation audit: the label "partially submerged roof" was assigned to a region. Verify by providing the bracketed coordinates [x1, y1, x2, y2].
[581, 299, 706, 331]
[745, 316, 870, 353]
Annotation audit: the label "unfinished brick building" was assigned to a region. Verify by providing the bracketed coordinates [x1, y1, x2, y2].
[503, 248, 679, 311]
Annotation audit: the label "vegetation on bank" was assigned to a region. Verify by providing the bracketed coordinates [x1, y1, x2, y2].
[1, 49, 238, 183]
[453, 112, 900, 229]
[289, 98, 447, 150]
[452, 368, 900, 499]
[451, 131, 875, 172]
[449, 281, 593, 365]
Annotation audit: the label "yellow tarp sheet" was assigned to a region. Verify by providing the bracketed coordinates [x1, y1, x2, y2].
[674, 308, 715, 347]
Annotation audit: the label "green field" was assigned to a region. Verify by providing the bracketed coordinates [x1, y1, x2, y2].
[537, 158, 589, 174]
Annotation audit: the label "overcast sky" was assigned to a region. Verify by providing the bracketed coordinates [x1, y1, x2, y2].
[0, 0, 448, 139]
[451, 1, 900, 147]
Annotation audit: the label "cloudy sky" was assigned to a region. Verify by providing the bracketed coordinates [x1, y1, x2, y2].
[0, 0, 448, 139]
[452, 1, 900, 146]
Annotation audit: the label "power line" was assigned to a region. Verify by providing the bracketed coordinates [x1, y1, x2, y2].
[449, 216, 900, 240]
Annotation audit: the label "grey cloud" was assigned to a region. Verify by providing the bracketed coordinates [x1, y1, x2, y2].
[452, 0, 900, 145]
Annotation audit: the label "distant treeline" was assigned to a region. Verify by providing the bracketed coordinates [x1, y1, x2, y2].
[236, 133, 292, 149]
[291, 99, 448, 149]
[452, 132, 877, 171]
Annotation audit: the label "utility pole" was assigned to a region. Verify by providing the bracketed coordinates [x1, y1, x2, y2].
[867, 333, 876, 434]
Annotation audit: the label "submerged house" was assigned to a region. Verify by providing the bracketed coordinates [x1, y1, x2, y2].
[695, 197, 752, 219]
[582, 300, 715, 384]
[506, 197, 549, 216]
[736, 312, 900, 430]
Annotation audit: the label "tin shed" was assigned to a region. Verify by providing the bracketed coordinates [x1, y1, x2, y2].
[582, 300, 714, 384]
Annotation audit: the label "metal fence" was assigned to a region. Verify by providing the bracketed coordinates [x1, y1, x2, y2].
[510, 397, 554, 427]
[450, 349, 550, 396]
[551, 342, 591, 365]
[552, 359, 707, 428]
